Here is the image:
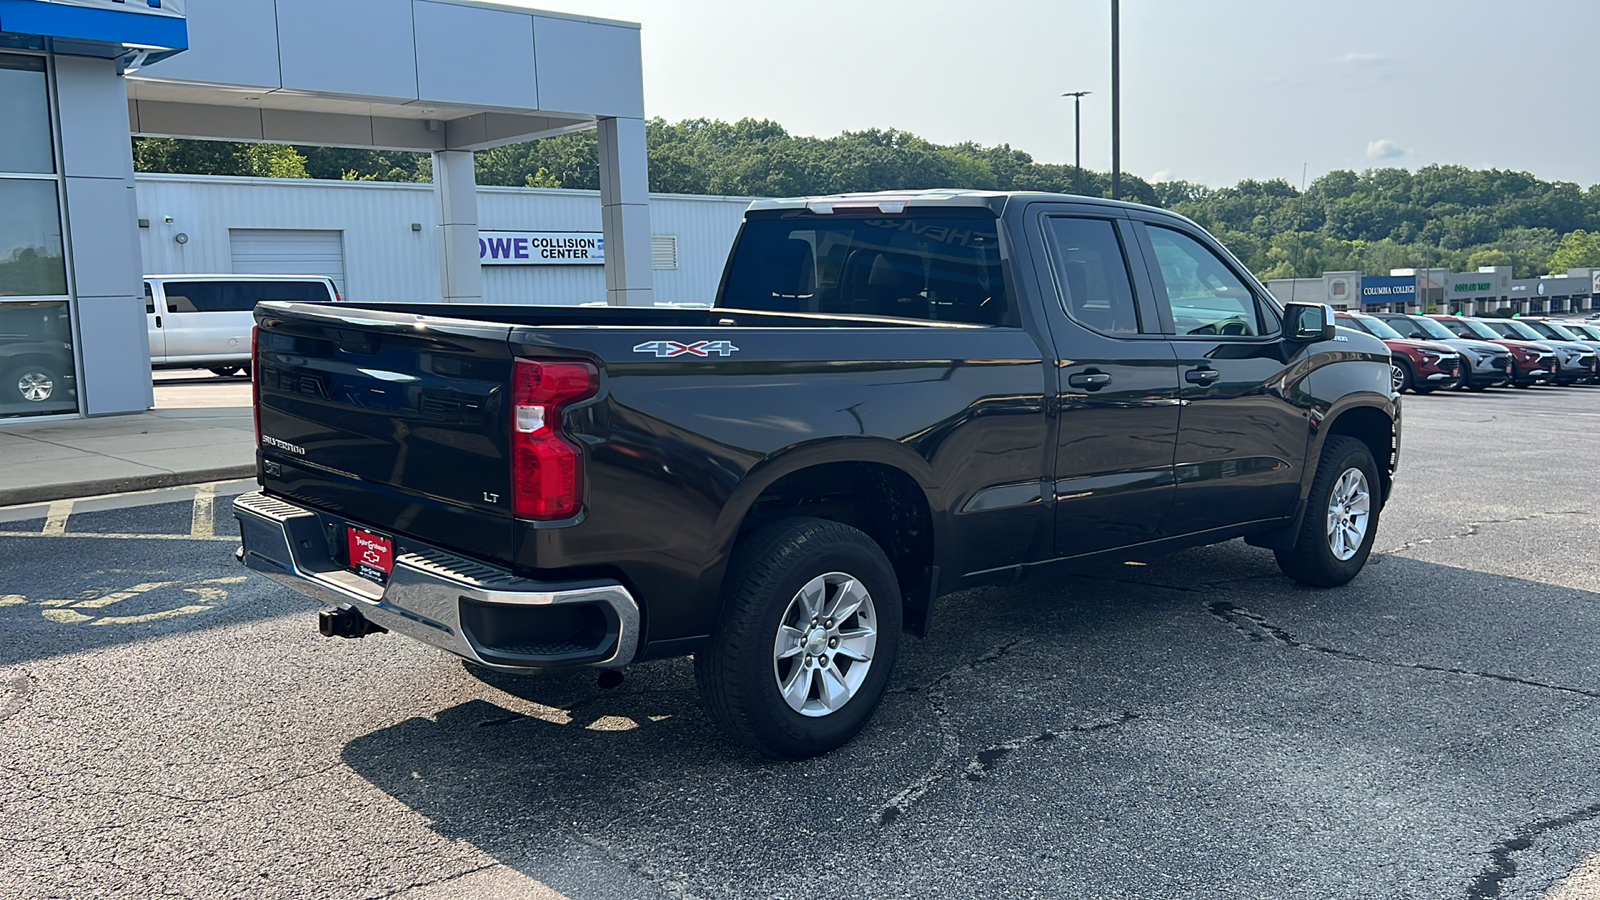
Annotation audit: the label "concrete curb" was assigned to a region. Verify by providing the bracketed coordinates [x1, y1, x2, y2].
[0, 465, 258, 508]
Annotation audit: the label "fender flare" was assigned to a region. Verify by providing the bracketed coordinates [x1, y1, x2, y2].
[688, 437, 948, 625]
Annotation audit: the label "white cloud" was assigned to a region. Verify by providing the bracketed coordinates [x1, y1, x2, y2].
[1336, 52, 1389, 65]
[1366, 139, 1406, 160]
[1151, 169, 1175, 183]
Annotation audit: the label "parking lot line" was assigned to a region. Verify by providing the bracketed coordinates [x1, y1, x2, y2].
[43, 501, 72, 536]
[191, 484, 216, 539]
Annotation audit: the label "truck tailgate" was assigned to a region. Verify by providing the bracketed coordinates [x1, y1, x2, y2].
[255, 304, 518, 564]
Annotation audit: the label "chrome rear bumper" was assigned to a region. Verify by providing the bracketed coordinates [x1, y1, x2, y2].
[233, 491, 639, 670]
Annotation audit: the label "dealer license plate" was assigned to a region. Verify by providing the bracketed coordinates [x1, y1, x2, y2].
[347, 527, 394, 585]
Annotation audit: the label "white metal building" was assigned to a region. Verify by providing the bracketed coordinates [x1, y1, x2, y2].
[0, 0, 656, 421]
[135, 174, 753, 306]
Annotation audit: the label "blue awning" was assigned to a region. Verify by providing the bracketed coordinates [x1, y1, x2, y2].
[0, 0, 187, 53]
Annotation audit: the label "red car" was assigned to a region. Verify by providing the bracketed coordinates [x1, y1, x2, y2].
[1428, 315, 1557, 388]
[1336, 313, 1460, 393]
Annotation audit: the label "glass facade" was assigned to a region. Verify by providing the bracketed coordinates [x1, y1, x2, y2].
[0, 52, 76, 418]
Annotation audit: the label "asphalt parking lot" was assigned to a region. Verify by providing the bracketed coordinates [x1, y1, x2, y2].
[6, 384, 1600, 900]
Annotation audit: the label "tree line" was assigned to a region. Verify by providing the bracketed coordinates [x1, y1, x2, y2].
[133, 118, 1600, 278]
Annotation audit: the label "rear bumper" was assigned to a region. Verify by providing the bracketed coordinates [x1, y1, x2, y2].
[233, 491, 639, 671]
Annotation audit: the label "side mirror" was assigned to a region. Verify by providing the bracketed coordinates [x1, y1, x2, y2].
[1285, 302, 1336, 343]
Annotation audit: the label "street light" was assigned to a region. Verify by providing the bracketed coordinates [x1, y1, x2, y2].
[1061, 90, 1090, 194]
[1111, 0, 1121, 200]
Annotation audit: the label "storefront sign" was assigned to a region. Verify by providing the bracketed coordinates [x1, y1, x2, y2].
[1360, 276, 1416, 305]
[1453, 282, 1492, 293]
[1592, 271, 1600, 295]
[33, 0, 184, 16]
[478, 231, 603, 265]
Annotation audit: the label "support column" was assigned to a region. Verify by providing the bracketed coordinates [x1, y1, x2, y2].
[433, 149, 482, 303]
[55, 56, 151, 416]
[597, 117, 653, 307]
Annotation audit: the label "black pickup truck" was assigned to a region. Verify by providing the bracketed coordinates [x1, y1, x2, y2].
[234, 190, 1400, 759]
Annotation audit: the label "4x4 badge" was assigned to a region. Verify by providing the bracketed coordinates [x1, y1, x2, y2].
[633, 340, 739, 358]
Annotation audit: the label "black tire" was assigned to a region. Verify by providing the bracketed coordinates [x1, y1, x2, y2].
[695, 517, 902, 760]
[1394, 359, 1415, 393]
[1274, 436, 1381, 588]
[5, 362, 63, 405]
[208, 366, 241, 378]
[1414, 385, 1436, 395]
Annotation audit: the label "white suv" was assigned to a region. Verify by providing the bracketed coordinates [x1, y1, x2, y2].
[145, 275, 339, 376]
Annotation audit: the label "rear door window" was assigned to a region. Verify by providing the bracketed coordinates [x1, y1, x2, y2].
[720, 211, 1014, 325]
[1040, 217, 1141, 334]
[162, 280, 331, 313]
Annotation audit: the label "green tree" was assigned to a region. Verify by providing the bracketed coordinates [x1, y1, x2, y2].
[1548, 229, 1600, 272]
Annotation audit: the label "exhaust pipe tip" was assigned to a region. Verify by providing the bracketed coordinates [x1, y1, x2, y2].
[319, 604, 388, 639]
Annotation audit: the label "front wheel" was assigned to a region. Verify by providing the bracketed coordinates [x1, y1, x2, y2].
[1394, 360, 1415, 393]
[6, 362, 63, 405]
[1274, 435, 1381, 587]
[695, 517, 901, 760]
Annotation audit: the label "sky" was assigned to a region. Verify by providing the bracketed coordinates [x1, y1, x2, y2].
[508, 0, 1600, 189]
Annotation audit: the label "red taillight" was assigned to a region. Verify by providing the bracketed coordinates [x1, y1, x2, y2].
[251, 326, 262, 449]
[511, 359, 598, 520]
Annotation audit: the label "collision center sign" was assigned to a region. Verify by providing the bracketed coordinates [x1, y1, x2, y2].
[478, 231, 603, 266]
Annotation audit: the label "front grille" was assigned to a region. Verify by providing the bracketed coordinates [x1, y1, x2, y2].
[1439, 359, 1458, 374]
[1492, 354, 1511, 369]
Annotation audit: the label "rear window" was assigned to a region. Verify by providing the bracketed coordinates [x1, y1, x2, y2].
[719, 212, 1013, 325]
[162, 280, 333, 313]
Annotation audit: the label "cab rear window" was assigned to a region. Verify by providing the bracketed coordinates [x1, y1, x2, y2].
[720, 212, 1014, 326]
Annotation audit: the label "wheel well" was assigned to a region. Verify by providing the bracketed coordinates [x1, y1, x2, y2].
[1325, 406, 1395, 503]
[738, 462, 935, 635]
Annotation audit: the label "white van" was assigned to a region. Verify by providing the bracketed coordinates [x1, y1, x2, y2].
[145, 275, 339, 376]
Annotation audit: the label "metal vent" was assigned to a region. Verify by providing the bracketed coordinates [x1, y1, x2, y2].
[651, 235, 678, 270]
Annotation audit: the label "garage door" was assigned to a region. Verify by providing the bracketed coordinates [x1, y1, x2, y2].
[229, 230, 346, 296]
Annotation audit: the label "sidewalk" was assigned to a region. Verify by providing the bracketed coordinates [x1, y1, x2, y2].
[0, 400, 256, 507]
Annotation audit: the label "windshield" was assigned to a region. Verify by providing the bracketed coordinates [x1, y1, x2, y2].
[720, 211, 1012, 325]
[1455, 318, 1502, 340]
[1351, 315, 1404, 340]
[1407, 316, 1457, 341]
[1570, 324, 1600, 341]
[1545, 322, 1583, 341]
[1501, 319, 1544, 340]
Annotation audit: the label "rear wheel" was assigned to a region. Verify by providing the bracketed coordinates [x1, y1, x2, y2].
[208, 366, 241, 378]
[695, 517, 901, 760]
[1274, 436, 1381, 588]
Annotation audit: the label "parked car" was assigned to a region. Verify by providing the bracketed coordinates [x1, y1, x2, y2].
[1557, 321, 1600, 343]
[0, 302, 76, 414]
[1518, 318, 1600, 381]
[1369, 313, 1510, 391]
[234, 190, 1400, 759]
[1335, 312, 1459, 393]
[1428, 316, 1557, 388]
[1472, 317, 1595, 385]
[145, 275, 339, 377]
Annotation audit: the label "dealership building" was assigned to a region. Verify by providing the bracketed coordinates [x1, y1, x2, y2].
[1267, 267, 1600, 317]
[0, 0, 658, 422]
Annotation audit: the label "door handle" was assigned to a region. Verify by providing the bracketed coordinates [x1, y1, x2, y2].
[155, 315, 162, 328]
[1185, 367, 1221, 385]
[1067, 370, 1112, 391]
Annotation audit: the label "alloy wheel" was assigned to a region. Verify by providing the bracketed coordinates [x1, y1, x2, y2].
[1325, 468, 1371, 561]
[17, 370, 54, 403]
[772, 571, 878, 717]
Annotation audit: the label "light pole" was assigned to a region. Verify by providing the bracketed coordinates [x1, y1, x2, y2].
[1110, 0, 1121, 200]
[1061, 90, 1090, 194]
